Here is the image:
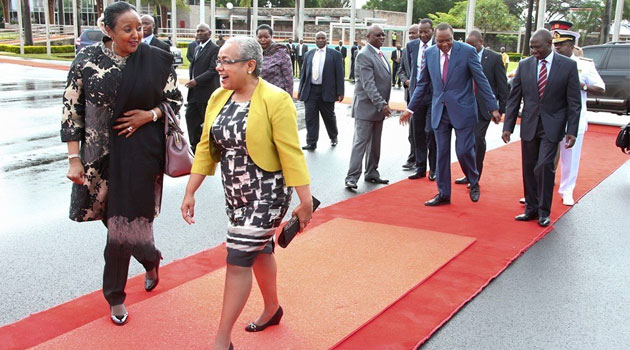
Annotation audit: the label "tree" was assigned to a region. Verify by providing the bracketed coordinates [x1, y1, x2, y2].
[1, 0, 9, 24]
[428, 1, 466, 28]
[364, 0, 455, 24]
[428, 0, 518, 33]
[22, 0, 33, 45]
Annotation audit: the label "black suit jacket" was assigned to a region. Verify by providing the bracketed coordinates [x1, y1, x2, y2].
[188, 40, 220, 104]
[350, 45, 358, 60]
[335, 45, 347, 59]
[504, 53, 581, 142]
[149, 36, 171, 52]
[402, 38, 433, 105]
[298, 47, 344, 102]
[477, 48, 509, 119]
[297, 44, 309, 58]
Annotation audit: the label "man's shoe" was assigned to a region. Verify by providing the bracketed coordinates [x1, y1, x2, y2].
[562, 194, 575, 206]
[428, 171, 436, 181]
[331, 139, 338, 147]
[538, 217, 551, 227]
[515, 212, 539, 221]
[345, 180, 358, 190]
[302, 144, 316, 151]
[455, 176, 469, 185]
[402, 162, 415, 170]
[519, 197, 526, 204]
[408, 170, 426, 180]
[469, 183, 480, 202]
[365, 177, 389, 184]
[425, 194, 451, 206]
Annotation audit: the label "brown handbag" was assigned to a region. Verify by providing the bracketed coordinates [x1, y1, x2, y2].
[162, 103, 194, 177]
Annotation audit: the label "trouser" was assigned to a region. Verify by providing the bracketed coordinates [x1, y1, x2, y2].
[474, 117, 492, 180]
[392, 62, 401, 86]
[412, 102, 436, 172]
[346, 118, 383, 182]
[304, 85, 338, 145]
[434, 107, 478, 197]
[349, 58, 355, 80]
[185, 102, 207, 153]
[558, 132, 585, 197]
[521, 120, 559, 218]
[102, 220, 158, 306]
[297, 57, 304, 76]
[291, 57, 297, 76]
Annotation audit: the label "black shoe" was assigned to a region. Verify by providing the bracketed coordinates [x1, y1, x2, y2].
[110, 305, 128, 326]
[302, 144, 316, 151]
[469, 183, 480, 202]
[145, 250, 163, 292]
[229, 343, 234, 350]
[455, 176, 469, 185]
[345, 180, 358, 190]
[331, 139, 338, 147]
[365, 177, 389, 184]
[245, 306, 283, 332]
[402, 162, 415, 170]
[515, 212, 539, 221]
[425, 194, 450, 206]
[519, 197, 526, 204]
[538, 217, 551, 227]
[428, 171, 436, 181]
[408, 170, 426, 180]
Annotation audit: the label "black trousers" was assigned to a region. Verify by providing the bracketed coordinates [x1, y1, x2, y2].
[185, 102, 207, 153]
[409, 102, 436, 172]
[521, 119, 559, 218]
[297, 56, 304, 77]
[304, 85, 338, 145]
[291, 57, 297, 76]
[474, 116, 492, 180]
[102, 221, 158, 306]
[392, 62, 401, 86]
[349, 58, 355, 80]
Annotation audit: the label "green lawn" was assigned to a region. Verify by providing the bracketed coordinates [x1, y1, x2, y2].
[0, 51, 75, 61]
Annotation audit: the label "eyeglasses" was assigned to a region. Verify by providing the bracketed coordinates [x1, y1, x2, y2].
[216, 58, 251, 66]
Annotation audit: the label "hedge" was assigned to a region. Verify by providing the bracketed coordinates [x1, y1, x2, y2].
[177, 41, 191, 48]
[507, 52, 523, 61]
[0, 44, 75, 54]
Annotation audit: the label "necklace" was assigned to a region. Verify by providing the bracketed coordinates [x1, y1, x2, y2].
[111, 41, 128, 57]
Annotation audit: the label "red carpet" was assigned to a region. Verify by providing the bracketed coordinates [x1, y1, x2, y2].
[1, 125, 626, 349]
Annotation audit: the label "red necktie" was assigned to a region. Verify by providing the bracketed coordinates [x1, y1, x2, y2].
[442, 52, 449, 85]
[538, 59, 548, 99]
[378, 51, 389, 71]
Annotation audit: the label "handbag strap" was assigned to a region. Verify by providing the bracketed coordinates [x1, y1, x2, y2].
[161, 102, 184, 135]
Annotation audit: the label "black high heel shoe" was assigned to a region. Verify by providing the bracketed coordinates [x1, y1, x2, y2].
[110, 305, 128, 326]
[245, 306, 283, 332]
[145, 249, 163, 292]
[229, 343, 234, 350]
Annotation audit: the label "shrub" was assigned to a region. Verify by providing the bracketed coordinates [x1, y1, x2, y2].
[0, 44, 75, 54]
[507, 52, 522, 62]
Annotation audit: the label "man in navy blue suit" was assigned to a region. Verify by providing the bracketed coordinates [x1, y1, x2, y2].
[400, 23, 500, 206]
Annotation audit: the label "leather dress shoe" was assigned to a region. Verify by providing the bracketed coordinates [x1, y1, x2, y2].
[365, 177, 389, 184]
[110, 305, 128, 326]
[345, 180, 358, 189]
[402, 162, 415, 170]
[538, 217, 551, 227]
[145, 250, 163, 292]
[515, 212, 539, 221]
[408, 170, 426, 180]
[301, 144, 316, 150]
[331, 139, 338, 147]
[428, 171, 436, 181]
[425, 194, 451, 206]
[519, 197, 526, 204]
[469, 183, 480, 202]
[245, 306, 283, 332]
[455, 176, 469, 185]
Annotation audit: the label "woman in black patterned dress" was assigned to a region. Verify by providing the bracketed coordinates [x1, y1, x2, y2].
[181, 37, 312, 350]
[61, 2, 182, 325]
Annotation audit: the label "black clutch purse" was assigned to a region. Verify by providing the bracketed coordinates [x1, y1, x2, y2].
[278, 196, 321, 248]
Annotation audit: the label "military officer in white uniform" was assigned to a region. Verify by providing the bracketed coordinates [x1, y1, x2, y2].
[551, 20, 605, 206]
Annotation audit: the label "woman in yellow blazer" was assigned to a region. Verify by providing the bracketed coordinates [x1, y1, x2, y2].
[181, 36, 313, 350]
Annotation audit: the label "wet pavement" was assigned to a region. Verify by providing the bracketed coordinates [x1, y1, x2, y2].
[1, 60, 629, 349]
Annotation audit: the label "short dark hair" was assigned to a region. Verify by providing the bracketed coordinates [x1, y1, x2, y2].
[435, 23, 453, 34]
[256, 24, 273, 36]
[419, 18, 433, 28]
[468, 29, 483, 40]
[103, 2, 136, 30]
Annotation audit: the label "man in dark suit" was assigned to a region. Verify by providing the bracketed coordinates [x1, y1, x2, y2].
[186, 38, 199, 79]
[455, 30, 509, 185]
[296, 39, 309, 76]
[298, 31, 345, 150]
[390, 44, 402, 88]
[399, 19, 437, 181]
[286, 38, 298, 77]
[140, 15, 170, 52]
[349, 41, 359, 81]
[502, 29, 581, 227]
[401, 23, 500, 206]
[345, 25, 392, 190]
[184, 23, 220, 153]
[334, 40, 348, 77]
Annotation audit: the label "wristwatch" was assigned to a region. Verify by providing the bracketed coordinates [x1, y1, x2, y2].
[582, 84, 588, 91]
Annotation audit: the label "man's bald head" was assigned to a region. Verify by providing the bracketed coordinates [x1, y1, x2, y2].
[530, 29, 552, 60]
[465, 29, 483, 52]
[367, 24, 385, 49]
[140, 15, 155, 38]
[408, 24, 419, 41]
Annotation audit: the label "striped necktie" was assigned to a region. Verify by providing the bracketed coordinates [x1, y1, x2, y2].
[538, 59, 548, 99]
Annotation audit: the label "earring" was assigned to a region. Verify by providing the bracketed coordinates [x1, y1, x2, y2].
[248, 71, 253, 74]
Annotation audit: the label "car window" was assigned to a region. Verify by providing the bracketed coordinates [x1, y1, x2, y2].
[85, 31, 103, 42]
[606, 47, 630, 70]
[582, 47, 606, 69]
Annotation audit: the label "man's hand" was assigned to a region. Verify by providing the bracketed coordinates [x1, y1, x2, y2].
[382, 105, 393, 118]
[501, 131, 511, 144]
[400, 110, 412, 125]
[403, 80, 410, 88]
[297, 93, 301, 100]
[491, 110, 501, 124]
[564, 134, 577, 148]
[185, 79, 197, 89]
[338, 95, 344, 103]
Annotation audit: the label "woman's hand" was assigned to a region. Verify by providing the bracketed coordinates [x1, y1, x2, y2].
[292, 198, 313, 232]
[181, 193, 196, 225]
[66, 158, 85, 185]
[112, 109, 154, 138]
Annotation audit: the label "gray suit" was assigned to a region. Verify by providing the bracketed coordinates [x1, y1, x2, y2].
[345, 45, 392, 182]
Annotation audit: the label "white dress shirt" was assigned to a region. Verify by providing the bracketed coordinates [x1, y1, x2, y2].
[311, 48, 326, 85]
[417, 39, 432, 78]
[537, 51, 554, 77]
[368, 43, 389, 71]
[143, 34, 154, 45]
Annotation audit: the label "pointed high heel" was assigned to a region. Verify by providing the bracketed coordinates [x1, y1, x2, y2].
[110, 305, 128, 326]
[145, 249, 163, 292]
[245, 306, 283, 332]
[229, 343, 234, 350]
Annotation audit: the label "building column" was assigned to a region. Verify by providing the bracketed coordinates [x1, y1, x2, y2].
[350, 0, 355, 46]
[406, 0, 413, 28]
[253, 0, 258, 33]
[466, 0, 476, 34]
[44, 0, 51, 56]
[171, 0, 177, 45]
[612, 0, 625, 42]
[200, 0, 205, 25]
[211, 0, 216, 37]
[298, 0, 304, 40]
[17, 0, 24, 54]
[536, 0, 546, 30]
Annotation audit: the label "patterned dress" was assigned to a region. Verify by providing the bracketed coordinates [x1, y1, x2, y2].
[261, 43, 294, 96]
[211, 98, 293, 267]
[61, 42, 183, 222]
